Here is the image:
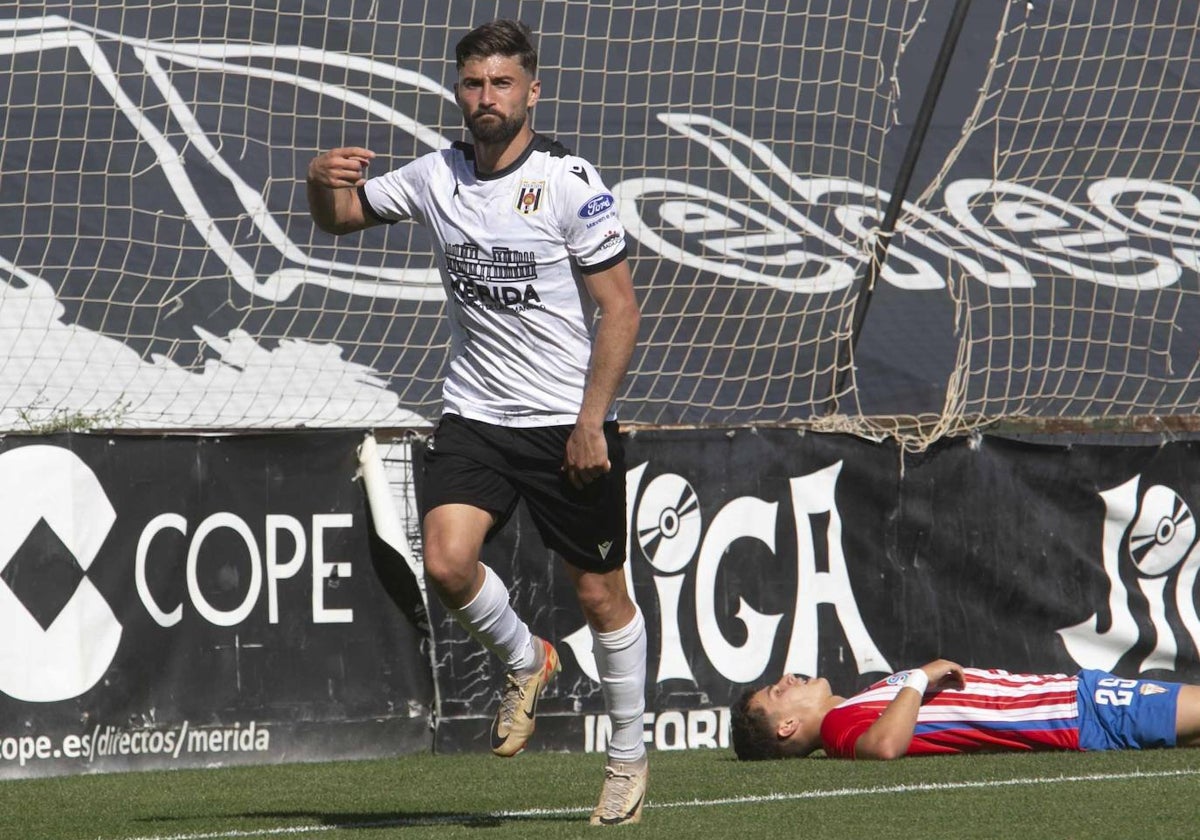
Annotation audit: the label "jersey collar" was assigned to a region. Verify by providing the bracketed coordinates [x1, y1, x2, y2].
[463, 133, 561, 181]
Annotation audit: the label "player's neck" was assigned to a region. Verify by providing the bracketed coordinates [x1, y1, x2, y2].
[473, 127, 535, 175]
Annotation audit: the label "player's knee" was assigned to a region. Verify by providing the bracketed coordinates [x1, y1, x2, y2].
[422, 546, 478, 605]
[575, 580, 634, 630]
[574, 584, 603, 617]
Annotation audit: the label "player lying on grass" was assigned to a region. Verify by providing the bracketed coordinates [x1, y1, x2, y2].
[731, 659, 1200, 760]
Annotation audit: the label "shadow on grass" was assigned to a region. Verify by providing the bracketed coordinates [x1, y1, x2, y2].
[139, 808, 586, 830]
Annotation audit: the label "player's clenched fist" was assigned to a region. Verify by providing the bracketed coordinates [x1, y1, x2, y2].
[919, 659, 966, 691]
[307, 147, 376, 189]
[306, 147, 378, 234]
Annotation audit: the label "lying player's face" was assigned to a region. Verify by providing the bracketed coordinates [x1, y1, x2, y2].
[456, 54, 540, 145]
[753, 673, 833, 722]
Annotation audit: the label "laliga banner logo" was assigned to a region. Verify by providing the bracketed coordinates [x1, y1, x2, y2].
[564, 460, 890, 684]
[0, 447, 122, 702]
[1059, 476, 1200, 673]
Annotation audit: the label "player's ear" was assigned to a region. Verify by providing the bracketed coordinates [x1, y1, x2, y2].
[776, 715, 799, 740]
[527, 78, 540, 107]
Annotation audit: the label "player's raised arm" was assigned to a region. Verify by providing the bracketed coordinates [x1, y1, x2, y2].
[306, 146, 380, 235]
[854, 660, 966, 760]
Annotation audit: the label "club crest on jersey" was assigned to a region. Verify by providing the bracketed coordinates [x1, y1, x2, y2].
[516, 180, 545, 214]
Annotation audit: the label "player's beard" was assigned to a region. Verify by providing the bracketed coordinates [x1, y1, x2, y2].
[466, 108, 526, 145]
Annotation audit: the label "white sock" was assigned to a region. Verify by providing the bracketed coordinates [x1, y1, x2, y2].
[592, 607, 648, 763]
[448, 564, 537, 673]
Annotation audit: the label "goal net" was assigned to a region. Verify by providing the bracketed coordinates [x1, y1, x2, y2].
[904, 0, 1200, 444]
[2, 1, 1198, 444]
[0, 0, 921, 431]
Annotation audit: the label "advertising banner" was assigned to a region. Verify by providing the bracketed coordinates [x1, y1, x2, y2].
[10, 426, 1200, 772]
[418, 428, 1200, 755]
[0, 431, 432, 779]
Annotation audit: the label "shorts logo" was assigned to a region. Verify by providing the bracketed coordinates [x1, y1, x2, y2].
[0, 446, 122, 701]
[578, 193, 615, 219]
[597, 540, 613, 559]
[515, 180, 545, 215]
[1140, 683, 1168, 696]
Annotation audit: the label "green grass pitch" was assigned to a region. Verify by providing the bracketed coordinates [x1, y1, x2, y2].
[3, 747, 1199, 839]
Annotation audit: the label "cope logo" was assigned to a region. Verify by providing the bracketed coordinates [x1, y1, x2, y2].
[0, 446, 121, 702]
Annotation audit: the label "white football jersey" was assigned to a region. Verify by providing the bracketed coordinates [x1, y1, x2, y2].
[361, 135, 629, 427]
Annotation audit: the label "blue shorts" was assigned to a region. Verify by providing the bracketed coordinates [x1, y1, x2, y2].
[1076, 669, 1180, 751]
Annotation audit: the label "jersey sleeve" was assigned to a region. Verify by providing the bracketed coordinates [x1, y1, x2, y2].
[556, 157, 628, 274]
[360, 153, 436, 225]
[819, 703, 880, 758]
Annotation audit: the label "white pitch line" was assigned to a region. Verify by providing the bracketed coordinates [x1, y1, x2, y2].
[654, 767, 1200, 809]
[104, 767, 1200, 840]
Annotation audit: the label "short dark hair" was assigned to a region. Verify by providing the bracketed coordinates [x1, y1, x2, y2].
[455, 19, 538, 75]
[730, 687, 787, 761]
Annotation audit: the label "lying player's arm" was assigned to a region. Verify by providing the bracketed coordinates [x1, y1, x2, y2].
[854, 659, 966, 760]
[306, 146, 380, 235]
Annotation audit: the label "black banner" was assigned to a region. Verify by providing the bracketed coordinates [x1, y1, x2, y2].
[9, 427, 1200, 772]
[0, 431, 432, 778]
[419, 429, 1200, 754]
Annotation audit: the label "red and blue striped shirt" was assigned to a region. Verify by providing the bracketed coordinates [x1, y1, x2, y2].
[820, 669, 1081, 758]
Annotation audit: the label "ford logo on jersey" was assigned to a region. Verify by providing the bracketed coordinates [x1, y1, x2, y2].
[578, 193, 615, 219]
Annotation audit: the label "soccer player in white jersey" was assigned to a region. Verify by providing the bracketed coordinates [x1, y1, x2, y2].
[731, 659, 1200, 761]
[306, 19, 647, 825]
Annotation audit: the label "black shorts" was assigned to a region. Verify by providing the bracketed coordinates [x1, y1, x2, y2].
[419, 414, 627, 573]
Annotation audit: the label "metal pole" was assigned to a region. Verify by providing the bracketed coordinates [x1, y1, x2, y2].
[826, 0, 974, 414]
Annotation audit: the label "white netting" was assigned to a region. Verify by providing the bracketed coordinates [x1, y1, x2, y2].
[905, 0, 1200, 444]
[0, 1, 923, 430]
[3, 1, 1199, 445]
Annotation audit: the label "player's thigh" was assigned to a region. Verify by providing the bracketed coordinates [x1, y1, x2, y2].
[420, 504, 494, 605]
[520, 421, 627, 571]
[422, 503, 494, 566]
[418, 415, 521, 536]
[1174, 685, 1200, 746]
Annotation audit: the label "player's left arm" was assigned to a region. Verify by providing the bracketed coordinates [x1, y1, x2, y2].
[854, 660, 965, 760]
[563, 258, 640, 489]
